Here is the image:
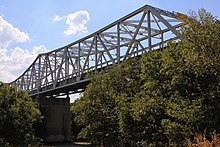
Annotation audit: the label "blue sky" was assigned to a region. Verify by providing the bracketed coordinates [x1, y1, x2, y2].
[0, 0, 220, 83]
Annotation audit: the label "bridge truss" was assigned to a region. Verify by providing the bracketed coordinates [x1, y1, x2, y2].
[10, 5, 186, 97]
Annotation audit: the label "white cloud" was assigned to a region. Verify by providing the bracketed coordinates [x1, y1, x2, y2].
[32, 45, 47, 55]
[54, 10, 90, 35]
[0, 45, 47, 83]
[0, 16, 29, 48]
[53, 15, 65, 22]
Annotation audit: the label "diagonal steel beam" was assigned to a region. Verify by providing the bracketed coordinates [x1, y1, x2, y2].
[79, 37, 95, 79]
[146, 5, 181, 38]
[123, 11, 146, 60]
[97, 35, 115, 64]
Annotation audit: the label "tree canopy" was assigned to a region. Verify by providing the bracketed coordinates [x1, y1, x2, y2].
[71, 9, 220, 146]
[0, 83, 42, 146]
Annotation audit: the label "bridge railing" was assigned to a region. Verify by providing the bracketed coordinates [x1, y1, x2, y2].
[9, 5, 186, 97]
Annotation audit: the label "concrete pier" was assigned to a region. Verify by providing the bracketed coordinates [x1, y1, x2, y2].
[40, 96, 71, 142]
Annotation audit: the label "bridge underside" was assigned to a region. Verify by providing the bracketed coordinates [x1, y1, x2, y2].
[31, 78, 90, 98]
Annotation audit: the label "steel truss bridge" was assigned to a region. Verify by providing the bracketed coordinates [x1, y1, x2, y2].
[10, 5, 186, 98]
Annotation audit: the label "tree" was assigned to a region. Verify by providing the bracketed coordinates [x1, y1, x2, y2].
[180, 9, 220, 132]
[71, 57, 142, 146]
[131, 8, 220, 145]
[132, 50, 169, 146]
[71, 8, 220, 146]
[0, 83, 42, 146]
[111, 57, 142, 145]
[71, 69, 120, 145]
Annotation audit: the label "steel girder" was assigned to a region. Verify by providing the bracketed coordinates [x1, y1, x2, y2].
[9, 5, 186, 97]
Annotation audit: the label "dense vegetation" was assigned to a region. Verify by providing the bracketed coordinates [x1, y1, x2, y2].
[0, 83, 42, 146]
[71, 9, 220, 146]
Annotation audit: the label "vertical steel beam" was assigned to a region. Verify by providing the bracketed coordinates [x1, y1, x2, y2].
[18, 79, 20, 90]
[27, 72, 30, 90]
[46, 54, 54, 85]
[78, 43, 81, 80]
[65, 48, 69, 82]
[34, 65, 37, 90]
[31, 66, 34, 91]
[54, 52, 57, 87]
[45, 55, 48, 85]
[38, 55, 41, 92]
[161, 32, 164, 49]
[117, 23, 120, 64]
[101, 52, 103, 69]
[147, 11, 152, 50]
[21, 77, 23, 90]
[95, 36, 98, 74]
[136, 42, 138, 56]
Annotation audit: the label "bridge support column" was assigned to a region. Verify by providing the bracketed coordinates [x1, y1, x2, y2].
[40, 96, 71, 142]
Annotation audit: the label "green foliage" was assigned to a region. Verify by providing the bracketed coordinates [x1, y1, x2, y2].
[72, 68, 117, 143]
[71, 69, 120, 145]
[183, 9, 220, 133]
[0, 83, 42, 146]
[132, 50, 168, 145]
[71, 58, 142, 146]
[131, 8, 220, 145]
[71, 8, 220, 146]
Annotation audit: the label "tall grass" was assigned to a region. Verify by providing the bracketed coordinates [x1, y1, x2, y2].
[185, 131, 220, 147]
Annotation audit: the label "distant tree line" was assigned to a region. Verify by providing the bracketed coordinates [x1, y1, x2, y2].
[71, 9, 220, 146]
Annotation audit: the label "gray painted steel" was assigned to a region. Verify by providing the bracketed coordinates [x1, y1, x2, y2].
[9, 5, 185, 97]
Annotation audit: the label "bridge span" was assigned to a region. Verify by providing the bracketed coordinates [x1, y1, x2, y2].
[9, 5, 186, 141]
[10, 4, 185, 98]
